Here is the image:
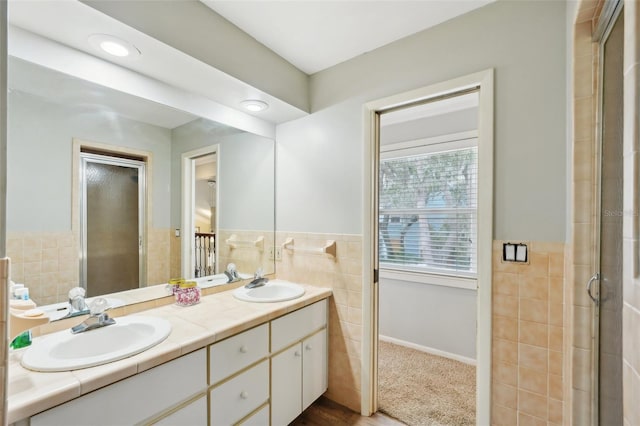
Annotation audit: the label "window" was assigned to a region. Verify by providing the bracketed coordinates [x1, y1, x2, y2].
[379, 133, 478, 278]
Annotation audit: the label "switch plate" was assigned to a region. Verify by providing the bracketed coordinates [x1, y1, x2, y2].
[274, 246, 282, 261]
[503, 243, 515, 261]
[515, 244, 528, 262]
[268, 246, 275, 260]
[502, 242, 528, 263]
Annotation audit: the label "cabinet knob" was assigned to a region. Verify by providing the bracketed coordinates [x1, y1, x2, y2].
[305, 344, 312, 351]
[240, 391, 249, 399]
[294, 350, 301, 357]
[239, 345, 248, 353]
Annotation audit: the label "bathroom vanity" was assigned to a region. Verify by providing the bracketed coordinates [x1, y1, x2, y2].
[7, 284, 332, 425]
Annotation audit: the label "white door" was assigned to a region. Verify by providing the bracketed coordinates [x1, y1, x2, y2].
[302, 329, 328, 410]
[271, 343, 302, 426]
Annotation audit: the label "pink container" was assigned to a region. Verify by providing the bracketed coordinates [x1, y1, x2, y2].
[174, 282, 200, 306]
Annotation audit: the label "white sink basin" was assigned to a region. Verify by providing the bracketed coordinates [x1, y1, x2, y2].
[233, 280, 305, 303]
[21, 316, 171, 372]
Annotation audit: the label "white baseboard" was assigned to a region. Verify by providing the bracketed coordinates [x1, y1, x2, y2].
[379, 334, 477, 366]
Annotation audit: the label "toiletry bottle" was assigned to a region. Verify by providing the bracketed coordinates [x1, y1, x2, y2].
[10, 287, 34, 349]
[10, 282, 24, 299]
[10, 330, 32, 349]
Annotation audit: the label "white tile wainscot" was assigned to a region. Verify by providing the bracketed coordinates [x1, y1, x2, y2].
[7, 284, 332, 425]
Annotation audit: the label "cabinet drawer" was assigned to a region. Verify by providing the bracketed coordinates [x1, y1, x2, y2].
[153, 394, 207, 425]
[238, 404, 269, 426]
[210, 323, 269, 384]
[31, 349, 206, 426]
[210, 360, 269, 426]
[271, 300, 327, 353]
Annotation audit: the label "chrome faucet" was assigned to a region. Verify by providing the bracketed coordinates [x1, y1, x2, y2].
[71, 298, 115, 334]
[224, 263, 240, 283]
[245, 267, 268, 289]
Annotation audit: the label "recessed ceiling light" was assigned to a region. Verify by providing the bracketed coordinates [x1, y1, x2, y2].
[100, 40, 129, 57]
[240, 99, 269, 112]
[88, 34, 141, 59]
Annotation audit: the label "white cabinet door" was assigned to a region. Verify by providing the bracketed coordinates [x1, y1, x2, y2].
[271, 344, 302, 426]
[302, 329, 328, 411]
[154, 395, 207, 426]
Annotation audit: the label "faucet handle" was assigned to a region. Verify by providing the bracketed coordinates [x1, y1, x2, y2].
[68, 287, 87, 312]
[88, 298, 110, 316]
[254, 267, 264, 279]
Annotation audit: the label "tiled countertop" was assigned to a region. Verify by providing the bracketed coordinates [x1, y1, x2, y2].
[7, 283, 332, 423]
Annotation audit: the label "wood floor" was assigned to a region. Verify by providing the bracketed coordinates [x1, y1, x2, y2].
[291, 397, 405, 426]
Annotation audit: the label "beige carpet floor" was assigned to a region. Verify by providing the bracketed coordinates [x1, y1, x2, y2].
[378, 340, 476, 426]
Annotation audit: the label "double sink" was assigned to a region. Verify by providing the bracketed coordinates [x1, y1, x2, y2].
[19, 280, 305, 372]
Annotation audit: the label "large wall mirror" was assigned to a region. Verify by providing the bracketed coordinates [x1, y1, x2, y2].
[6, 55, 276, 306]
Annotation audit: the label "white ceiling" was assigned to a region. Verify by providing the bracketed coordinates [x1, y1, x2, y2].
[202, 0, 496, 74]
[7, 0, 495, 128]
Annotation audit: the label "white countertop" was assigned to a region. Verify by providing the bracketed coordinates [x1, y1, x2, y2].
[7, 283, 332, 423]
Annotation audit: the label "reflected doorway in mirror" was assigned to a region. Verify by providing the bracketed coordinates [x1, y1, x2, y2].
[78, 146, 148, 297]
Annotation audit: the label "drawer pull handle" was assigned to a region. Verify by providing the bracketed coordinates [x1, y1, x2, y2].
[240, 391, 249, 399]
[306, 344, 312, 351]
[295, 350, 301, 357]
[239, 345, 248, 353]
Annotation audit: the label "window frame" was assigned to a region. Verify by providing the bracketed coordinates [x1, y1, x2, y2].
[379, 130, 478, 287]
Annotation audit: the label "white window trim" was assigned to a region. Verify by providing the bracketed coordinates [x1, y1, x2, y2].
[379, 268, 477, 290]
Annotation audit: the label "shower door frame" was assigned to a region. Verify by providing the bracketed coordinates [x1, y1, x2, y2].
[78, 151, 147, 292]
[592, 2, 624, 424]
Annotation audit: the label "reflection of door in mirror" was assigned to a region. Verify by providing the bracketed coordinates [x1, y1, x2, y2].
[80, 152, 146, 296]
[194, 154, 217, 277]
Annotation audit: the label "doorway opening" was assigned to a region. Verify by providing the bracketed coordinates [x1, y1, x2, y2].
[78, 149, 146, 296]
[181, 145, 220, 279]
[193, 154, 217, 277]
[363, 70, 493, 424]
[377, 92, 479, 425]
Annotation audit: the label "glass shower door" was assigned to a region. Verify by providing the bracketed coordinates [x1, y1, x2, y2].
[81, 153, 146, 296]
[597, 7, 623, 425]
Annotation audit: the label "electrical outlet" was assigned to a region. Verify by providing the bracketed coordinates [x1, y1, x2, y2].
[275, 246, 282, 261]
[268, 246, 275, 260]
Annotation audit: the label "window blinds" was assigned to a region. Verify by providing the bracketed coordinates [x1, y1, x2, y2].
[379, 145, 478, 276]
